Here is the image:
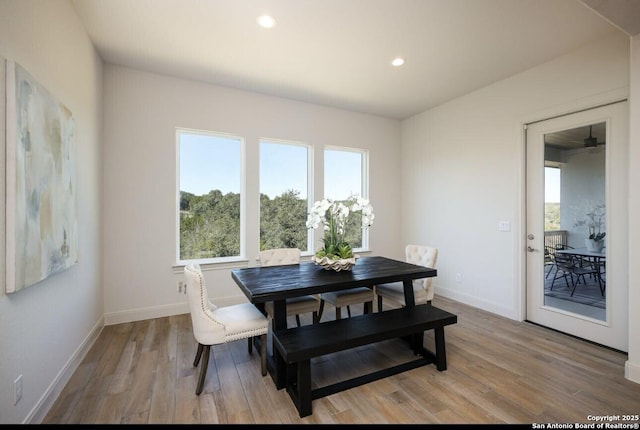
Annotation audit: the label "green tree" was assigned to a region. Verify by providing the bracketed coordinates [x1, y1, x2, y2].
[181, 188, 309, 259]
[180, 190, 240, 259]
[260, 189, 307, 250]
[545, 203, 561, 231]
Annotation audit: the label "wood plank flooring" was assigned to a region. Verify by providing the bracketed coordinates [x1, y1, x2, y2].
[42, 297, 640, 424]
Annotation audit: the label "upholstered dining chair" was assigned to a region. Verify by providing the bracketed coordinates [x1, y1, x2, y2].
[184, 262, 269, 395]
[260, 248, 321, 328]
[374, 244, 438, 312]
[317, 287, 375, 321]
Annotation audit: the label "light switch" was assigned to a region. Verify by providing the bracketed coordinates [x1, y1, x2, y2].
[498, 220, 511, 232]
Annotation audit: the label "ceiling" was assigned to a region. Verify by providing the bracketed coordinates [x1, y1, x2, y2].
[544, 122, 606, 151]
[71, 0, 634, 120]
[579, 0, 640, 36]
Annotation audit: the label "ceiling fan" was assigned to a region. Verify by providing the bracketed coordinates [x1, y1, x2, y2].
[571, 125, 605, 148]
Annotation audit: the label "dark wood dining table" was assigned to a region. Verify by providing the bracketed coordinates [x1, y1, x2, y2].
[231, 255, 437, 388]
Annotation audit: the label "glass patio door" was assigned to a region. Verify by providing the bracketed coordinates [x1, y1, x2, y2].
[525, 102, 628, 351]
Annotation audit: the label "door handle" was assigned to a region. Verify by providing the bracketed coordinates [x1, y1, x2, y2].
[527, 246, 537, 252]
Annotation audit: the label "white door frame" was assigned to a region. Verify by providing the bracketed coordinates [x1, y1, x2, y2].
[522, 100, 628, 351]
[516, 89, 630, 324]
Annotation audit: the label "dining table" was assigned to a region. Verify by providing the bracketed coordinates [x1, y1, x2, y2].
[554, 246, 606, 290]
[231, 255, 437, 389]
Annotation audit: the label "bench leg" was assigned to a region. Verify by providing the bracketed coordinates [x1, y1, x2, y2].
[287, 361, 297, 387]
[434, 326, 447, 371]
[297, 359, 312, 417]
[411, 332, 424, 355]
[275, 346, 287, 389]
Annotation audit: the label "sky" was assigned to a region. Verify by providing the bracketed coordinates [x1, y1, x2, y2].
[545, 167, 560, 203]
[179, 132, 241, 195]
[179, 132, 364, 200]
[181, 131, 556, 205]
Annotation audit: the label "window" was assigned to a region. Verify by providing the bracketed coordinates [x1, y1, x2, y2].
[324, 147, 369, 250]
[259, 139, 312, 252]
[176, 132, 371, 262]
[177, 130, 244, 262]
[545, 166, 561, 231]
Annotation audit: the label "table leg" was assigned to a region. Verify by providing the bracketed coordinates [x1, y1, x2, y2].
[401, 280, 417, 349]
[272, 299, 287, 389]
[403, 280, 415, 307]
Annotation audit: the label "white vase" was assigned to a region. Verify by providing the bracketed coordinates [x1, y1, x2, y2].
[312, 255, 358, 271]
[585, 238, 604, 253]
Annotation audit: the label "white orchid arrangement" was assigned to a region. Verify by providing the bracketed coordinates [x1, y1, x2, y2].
[306, 195, 374, 260]
[574, 202, 606, 242]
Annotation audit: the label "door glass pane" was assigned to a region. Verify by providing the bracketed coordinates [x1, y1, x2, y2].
[543, 122, 606, 321]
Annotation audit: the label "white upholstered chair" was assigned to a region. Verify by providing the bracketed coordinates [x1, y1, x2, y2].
[318, 287, 374, 321]
[260, 248, 321, 327]
[184, 262, 269, 395]
[374, 245, 438, 312]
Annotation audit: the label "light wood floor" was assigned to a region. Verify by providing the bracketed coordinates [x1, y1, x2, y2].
[42, 297, 640, 424]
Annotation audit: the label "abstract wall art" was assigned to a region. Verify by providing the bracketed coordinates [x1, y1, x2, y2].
[5, 60, 78, 293]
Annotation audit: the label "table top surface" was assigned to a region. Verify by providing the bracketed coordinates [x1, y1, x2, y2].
[555, 247, 606, 258]
[231, 255, 437, 304]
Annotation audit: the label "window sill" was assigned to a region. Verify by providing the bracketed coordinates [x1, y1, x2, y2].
[173, 250, 372, 274]
[172, 257, 249, 274]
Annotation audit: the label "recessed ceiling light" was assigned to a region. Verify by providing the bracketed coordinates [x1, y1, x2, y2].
[391, 57, 405, 67]
[257, 15, 276, 29]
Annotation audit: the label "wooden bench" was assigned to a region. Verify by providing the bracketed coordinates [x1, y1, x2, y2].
[272, 304, 457, 417]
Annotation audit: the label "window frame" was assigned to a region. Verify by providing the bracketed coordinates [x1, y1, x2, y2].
[259, 137, 314, 255]
[324, 145, 370, 252]
[175, 128, 246, 266]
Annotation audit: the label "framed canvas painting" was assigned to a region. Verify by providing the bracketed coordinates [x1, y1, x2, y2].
[5, 60, 78, 293]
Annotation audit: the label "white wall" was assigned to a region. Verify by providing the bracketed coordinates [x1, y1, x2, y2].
[0, 0, 103, 423]
[560, 149, 606, 249]
[401, 32, 638, 381]
[0, 4, 637, 426]
[102, 66, 403, 324]
[626, 34, 640, 383]
[401, 34, 629, 316]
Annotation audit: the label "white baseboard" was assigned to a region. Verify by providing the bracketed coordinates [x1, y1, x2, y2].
[435, 287, 517, 320]
[103, 295, 248, 325]
[105, 302, 189, 325]
[29, 316, 104, 424]
[32, 296, 248, 422]
[625, 360, 640, 384]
